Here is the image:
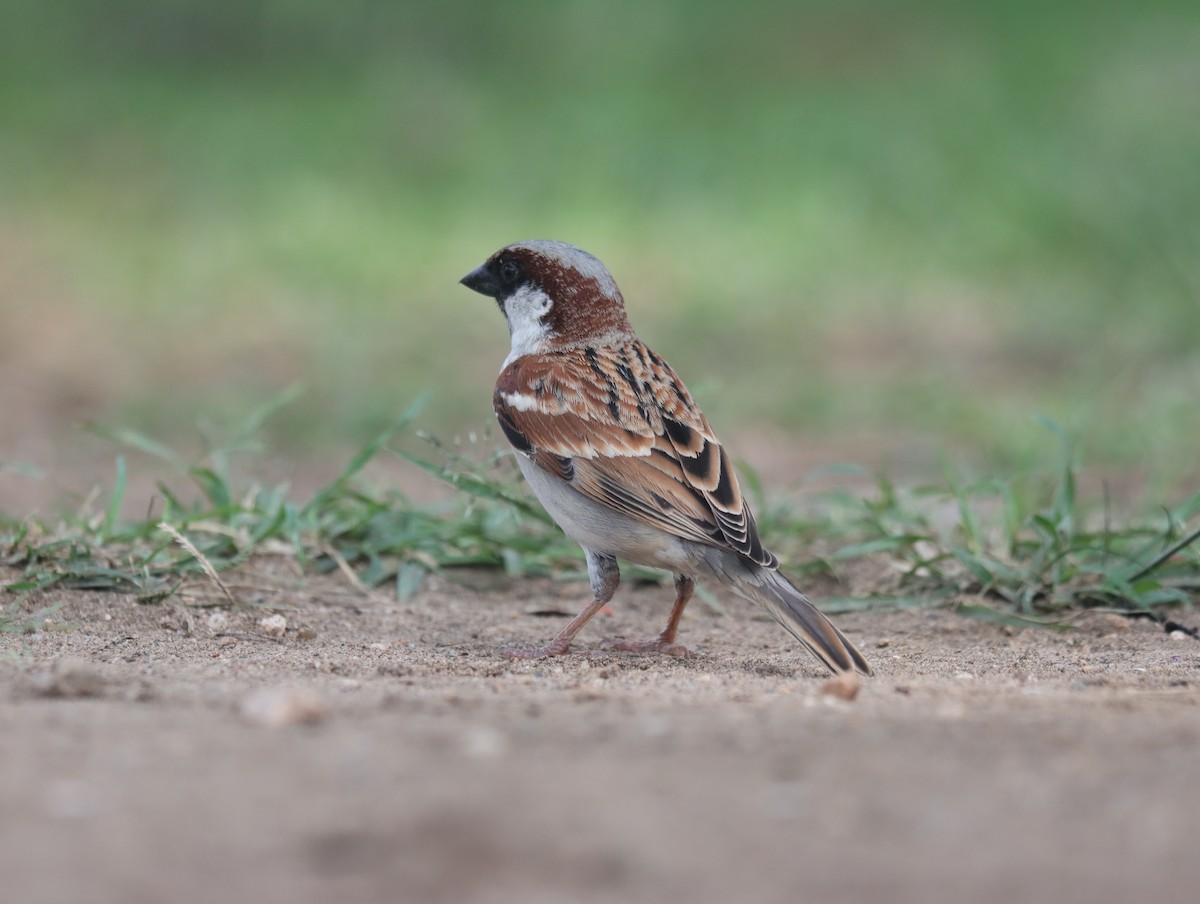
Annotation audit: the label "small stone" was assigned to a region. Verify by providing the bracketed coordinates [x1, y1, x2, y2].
[258, 614, 288, 638]
[875, 638, 891, 648]
[1169, 630, 1189, 641]
[207, 611, 230, 632]
[239, 686, 328, 728]
[819, 671, 861, 702]
[35, 658, 107, 699]
[1080, 613, 1132, 635]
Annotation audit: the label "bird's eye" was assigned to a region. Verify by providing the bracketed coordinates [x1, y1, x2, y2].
[499, 259, 522, 284]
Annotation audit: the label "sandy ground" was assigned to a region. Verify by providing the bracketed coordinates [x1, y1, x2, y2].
[2, 561, 1199, 904]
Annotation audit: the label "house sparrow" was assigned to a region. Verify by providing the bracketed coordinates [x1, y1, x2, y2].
[460, 240, 871, 675]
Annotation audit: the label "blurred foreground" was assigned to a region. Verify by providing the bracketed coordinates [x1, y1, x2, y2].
[3, 569, 1198, 904]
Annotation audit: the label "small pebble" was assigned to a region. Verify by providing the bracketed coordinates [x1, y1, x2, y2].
[239, 686, 328, 728]
[1080, 613, 1132, 635]
[258, 614, 288, 637]
[819, 671, 861, 702]
[35, 658, 107, 699]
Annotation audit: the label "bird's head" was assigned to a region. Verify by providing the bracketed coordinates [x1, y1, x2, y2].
[460, 240, 632, 355]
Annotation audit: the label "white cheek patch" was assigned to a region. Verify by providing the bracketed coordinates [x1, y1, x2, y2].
[502, 284, 554, 367]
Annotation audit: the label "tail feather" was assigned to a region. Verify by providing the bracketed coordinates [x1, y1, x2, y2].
[738, 567, 872, 675]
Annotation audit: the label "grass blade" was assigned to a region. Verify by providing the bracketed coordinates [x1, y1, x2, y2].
[103, 456, 127, 540]
[85, 423, 185, 466]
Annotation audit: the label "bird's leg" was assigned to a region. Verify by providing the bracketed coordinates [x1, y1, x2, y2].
[501, 596, 610, 660]
[502, 552, 619, 659]
[603, 574, 694, 658]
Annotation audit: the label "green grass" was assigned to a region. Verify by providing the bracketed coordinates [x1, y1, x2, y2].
[3, 401, 1197, 628]
[795, 447, 1200, 618]
[2, 396, 571, 601]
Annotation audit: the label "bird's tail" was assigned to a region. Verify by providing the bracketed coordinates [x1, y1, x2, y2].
[729, 564, 872, 675]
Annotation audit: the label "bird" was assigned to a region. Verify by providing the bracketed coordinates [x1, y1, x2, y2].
[459, 240, 871, 675]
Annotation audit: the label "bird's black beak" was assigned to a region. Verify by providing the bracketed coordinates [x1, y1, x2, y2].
[459, 262, 503, 298]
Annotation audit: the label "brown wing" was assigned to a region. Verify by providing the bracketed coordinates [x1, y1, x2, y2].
[494, 341, 777, 568]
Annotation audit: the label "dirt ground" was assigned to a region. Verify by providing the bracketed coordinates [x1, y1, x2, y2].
[2, 559, 1198, 904]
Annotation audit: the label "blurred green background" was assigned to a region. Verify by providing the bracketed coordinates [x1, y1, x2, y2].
[1, 0, 1197, 502]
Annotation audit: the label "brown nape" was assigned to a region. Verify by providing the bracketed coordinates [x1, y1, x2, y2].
[508, 247, 633, 346]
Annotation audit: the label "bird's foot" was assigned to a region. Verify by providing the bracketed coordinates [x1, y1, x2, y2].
[601, 636, 691, 658]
